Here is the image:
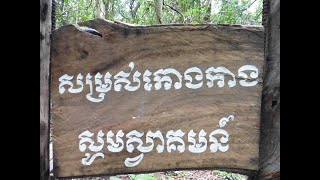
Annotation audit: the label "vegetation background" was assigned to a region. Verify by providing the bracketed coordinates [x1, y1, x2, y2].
[55, 0, 262, 28]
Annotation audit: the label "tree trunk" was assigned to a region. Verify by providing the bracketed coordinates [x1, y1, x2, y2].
[40, 0, 52, 179]
[257, 0, 280, 179]
[104, 0, 110, 19]
[60, 0, 67, 25]
[52, 0, 56, 30]
[95, 0, 101, 18]
[203, 0, 211, 22]
[155, 0, 163, 24]
[132, 1, 141, 19]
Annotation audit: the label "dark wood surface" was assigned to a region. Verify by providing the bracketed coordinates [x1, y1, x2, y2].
[257, 0, 280, 179]
[40, 0, 52, 179]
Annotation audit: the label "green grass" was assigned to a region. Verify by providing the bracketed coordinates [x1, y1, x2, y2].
[129, 174, 157, 180]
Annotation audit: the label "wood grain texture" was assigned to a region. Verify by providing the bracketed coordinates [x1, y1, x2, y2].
[51, 19, 264, 178]
[40, 0, 51, 179]
[257, 0, 280, 179]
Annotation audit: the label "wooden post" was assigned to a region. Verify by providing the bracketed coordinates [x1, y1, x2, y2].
[40, 0, 52, 179]
[257, 0, 280, 179]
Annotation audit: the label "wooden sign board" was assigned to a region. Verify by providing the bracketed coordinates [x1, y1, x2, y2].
[51, 18, 264, 178]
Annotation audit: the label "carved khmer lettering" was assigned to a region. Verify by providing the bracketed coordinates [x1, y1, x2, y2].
[58, 62, 260, 102]
[78, 114, 235, 167]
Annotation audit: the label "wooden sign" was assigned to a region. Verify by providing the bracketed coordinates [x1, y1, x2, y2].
[51, 18, 264, 178]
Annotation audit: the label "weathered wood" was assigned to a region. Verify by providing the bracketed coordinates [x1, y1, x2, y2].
[257, 0, 280, 179]
[51, 19, 264, 178]
[40, 0, 52, 179]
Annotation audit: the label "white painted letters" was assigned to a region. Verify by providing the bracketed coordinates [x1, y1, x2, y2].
[78, 114, 235, 167]
[59, 62, 260, 103]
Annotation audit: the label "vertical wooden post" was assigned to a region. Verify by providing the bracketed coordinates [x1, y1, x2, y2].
[257, 0, 280, 179]
[40, 0, 52, 179]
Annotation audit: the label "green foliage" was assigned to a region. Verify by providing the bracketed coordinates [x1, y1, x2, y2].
[211, 0, 263, 25]
[215, 170, 247, 180]
[55, 0, 262, 28]
[109, 176, 122, 180]
[56, 0, 96, 27]
[130, 174, 157, 180]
